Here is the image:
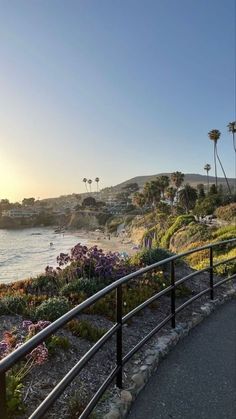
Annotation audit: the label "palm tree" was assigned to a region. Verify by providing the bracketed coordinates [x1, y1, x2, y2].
[143, 181, 161, 208]
[208, 129, 220, 189]
[228, 121, 236, 151]
[178, 184, 198, 213]
[208, 129, 231, 196]
[83, 178, 88, 192]
[204, 164, 211, 192]
[95, 177, 100, 193]
[227, 121, 236, 193]
[88, 179, 92, 193]
[170, 171, 184, 203]
[170, 171, 185, 189]
[166, 187, 177, 212]
[156, 175, 170, 198]
[132, 192, 146, 210]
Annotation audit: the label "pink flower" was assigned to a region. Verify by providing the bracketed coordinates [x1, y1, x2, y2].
[28, 343, 48, 365]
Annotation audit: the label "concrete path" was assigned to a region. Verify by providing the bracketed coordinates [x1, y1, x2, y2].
[128, 300, 236, 419]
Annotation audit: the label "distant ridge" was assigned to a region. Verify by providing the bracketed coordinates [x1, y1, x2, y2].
[112, 173, 235, 191]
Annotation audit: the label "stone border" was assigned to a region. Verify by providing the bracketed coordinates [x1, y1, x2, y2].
[104, 286, 236, 419]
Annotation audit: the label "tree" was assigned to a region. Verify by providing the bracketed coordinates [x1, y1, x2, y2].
[166, 187, 177, 212]
[88, 179, 93, 193]
[197, 184, 205, 199]
[132, 192, 146, 209]
[83, 178, 88, 192]
[143, 181, 161, 207]
[208, 129, 220, 188]
[209, 184, 218, 195]
[178, 184, 197, 213]
[204, 164, 211, 192]
[82, 197, 96, 208]
[171, 172, 184, 189]
[95, 177, 100, 193]
[22, 197, 35, 206]
[208, 129, 231, 196]
[156, 176, 170, 198]
[228, 121, 236, 194]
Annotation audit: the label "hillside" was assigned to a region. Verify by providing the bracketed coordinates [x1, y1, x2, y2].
[113, 173, 235, 191]
[37, 173, 234, 207]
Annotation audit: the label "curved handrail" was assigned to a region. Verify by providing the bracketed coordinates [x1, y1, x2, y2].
[0, 238, 235, 418]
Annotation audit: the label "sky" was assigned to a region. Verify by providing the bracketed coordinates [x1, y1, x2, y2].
[0, 0, 235, 202]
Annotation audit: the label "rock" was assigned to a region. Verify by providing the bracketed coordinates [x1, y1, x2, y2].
[145, 356, 155, 365]
[120, 390, 132, 403]
[104, 409, 120, 419]
[131, 373, 144, 387]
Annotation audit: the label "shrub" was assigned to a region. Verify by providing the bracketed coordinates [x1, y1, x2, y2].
[56, 244, 133, 282]
[131, 247, 173, 267]
[0, 295, 27, 316]
[35, 297, 70, 321]
[211, 225, 236, 240]
[6, 370, 25, 416]
[160, 215, 195, 249]
[27, 274, 59, 296]
[60, 278, 108, 298]
[47, 335, 71, 353]
[67, 319, 107, 342]
[215, 203, 236, 221]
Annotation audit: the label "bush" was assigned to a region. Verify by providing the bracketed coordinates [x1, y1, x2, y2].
[67, 319, 107, 342]
[131, 247, 173, 267]
[47, 335, 71, 353]
[35, 297, 70, 321]
[0, 295, 27, 316]
[215, 203, 236, 221]
[27, 275, 59, 296]
[60, 278, 107, 298]
[160, 215, 195, 249]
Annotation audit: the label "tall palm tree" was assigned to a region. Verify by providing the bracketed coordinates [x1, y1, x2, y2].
[208, 129, 231, 196]
[83, 178, 88, 192]
[95, 177, 100, 193]
[208, 129, 220, 189]
[227, 121, 236, 194]
[88, 179, 92, 193]
[204, 164, 211, 192]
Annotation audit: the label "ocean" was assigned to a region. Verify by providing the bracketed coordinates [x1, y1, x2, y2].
[0, 228, 85, 284]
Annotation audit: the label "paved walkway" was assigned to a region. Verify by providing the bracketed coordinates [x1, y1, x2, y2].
[128, 300, 236, 419]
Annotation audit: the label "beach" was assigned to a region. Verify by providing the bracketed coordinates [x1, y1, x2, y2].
[75, 230, 138, 255]
[0, 228, 138, 284]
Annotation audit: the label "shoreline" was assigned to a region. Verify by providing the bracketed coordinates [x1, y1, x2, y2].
[72, 229, 139, 255]
[0, 228, 140, 285]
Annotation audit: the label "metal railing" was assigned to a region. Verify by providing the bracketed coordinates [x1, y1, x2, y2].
[0, 238, 235, 418]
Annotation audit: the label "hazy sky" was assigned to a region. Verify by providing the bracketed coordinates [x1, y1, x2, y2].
[0, 0, 235, 201]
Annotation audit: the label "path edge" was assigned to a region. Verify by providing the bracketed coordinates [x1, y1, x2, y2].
[103, 286, 236, 419]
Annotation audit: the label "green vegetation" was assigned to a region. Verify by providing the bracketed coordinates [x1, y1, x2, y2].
[160, 215, 195, 249]
[67, 319, 107, 342]
[35, 297, 70, 321]
[0, 295, 27, 316]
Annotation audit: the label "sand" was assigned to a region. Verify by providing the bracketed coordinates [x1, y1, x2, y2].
[72, 230, 140, 256]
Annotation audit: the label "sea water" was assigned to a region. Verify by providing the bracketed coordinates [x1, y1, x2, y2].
[0, 228, 85, 284]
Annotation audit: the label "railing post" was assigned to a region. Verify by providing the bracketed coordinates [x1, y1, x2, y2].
[171, 260, 176, 328]
[209, 246, 214, 300]
[116, 285, 123, 388]
[0, 372, 7, 419]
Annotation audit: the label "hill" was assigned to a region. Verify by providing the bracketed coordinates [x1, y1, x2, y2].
[112, 173, 235, 191]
